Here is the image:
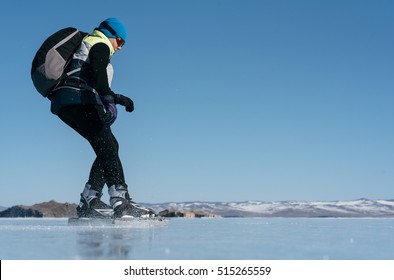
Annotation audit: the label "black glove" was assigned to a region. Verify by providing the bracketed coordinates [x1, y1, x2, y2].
[100, 95, 117, 126]
[115, 94, 134, 112]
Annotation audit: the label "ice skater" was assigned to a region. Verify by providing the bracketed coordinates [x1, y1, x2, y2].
[49, 18, 155, 218]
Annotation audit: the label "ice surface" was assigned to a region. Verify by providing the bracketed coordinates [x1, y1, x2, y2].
[1, 217, 394, 260]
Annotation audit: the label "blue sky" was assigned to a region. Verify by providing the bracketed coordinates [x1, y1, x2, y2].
[0, 0, 393, 206]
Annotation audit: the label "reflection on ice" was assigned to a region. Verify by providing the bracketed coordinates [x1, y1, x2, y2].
[1, 218, 394, 260]
[75, 227, 156, 259]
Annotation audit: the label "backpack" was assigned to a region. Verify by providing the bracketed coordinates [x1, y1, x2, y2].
[31, 27, 88, 97]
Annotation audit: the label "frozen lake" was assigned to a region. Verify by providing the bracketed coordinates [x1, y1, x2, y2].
[1, 217, 394, 260]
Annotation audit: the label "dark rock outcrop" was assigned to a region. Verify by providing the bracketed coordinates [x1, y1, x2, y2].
[0, 206, 43, 217]
[0, 200, 78, 218]
[159, 209, 220, 218]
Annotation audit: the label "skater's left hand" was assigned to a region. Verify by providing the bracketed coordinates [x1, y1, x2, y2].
[116, 94, 134, 112]
[101, 95, 118, 126]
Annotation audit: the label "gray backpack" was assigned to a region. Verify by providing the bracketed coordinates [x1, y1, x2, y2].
[31, 27, 88, 97]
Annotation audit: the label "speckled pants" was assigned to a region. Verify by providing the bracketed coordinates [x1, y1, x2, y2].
[56, 104, 126, 193]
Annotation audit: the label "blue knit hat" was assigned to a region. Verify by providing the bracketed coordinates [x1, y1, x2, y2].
[98, 18, 127, 42]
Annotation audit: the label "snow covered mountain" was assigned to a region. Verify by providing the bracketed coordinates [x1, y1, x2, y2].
[146, 199, 394, 218]
[1, 199, 394, 218]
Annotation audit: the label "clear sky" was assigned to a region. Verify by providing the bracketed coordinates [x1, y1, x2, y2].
[0, 0, 393, 207]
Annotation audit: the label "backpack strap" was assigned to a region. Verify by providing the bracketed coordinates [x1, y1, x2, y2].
[52, 76, 99, 95]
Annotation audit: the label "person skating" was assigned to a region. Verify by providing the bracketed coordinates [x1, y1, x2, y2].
[49, 18, 155, 218]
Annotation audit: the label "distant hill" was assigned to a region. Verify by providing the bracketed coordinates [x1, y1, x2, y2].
[0, 206, 43, 217]
[0, 200, 77, 218]
[28, 200, 78, 217]
[1, 199, 394, 218]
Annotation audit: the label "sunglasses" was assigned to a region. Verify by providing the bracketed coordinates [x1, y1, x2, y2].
[116, 36, 125, 47]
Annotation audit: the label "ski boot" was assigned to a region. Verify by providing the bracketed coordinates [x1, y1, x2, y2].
[109, 185, 157, 218]
[77, 184, 113, 218]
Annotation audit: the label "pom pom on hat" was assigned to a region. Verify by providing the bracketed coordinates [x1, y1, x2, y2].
[98, 18, 127, 42]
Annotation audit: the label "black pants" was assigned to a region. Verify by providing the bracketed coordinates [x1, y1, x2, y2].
[57, 105, 126, 193]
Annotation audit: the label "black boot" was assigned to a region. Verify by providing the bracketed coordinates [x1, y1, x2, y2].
[108, 185, 156, 218]
[77, 184, 113, 218]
